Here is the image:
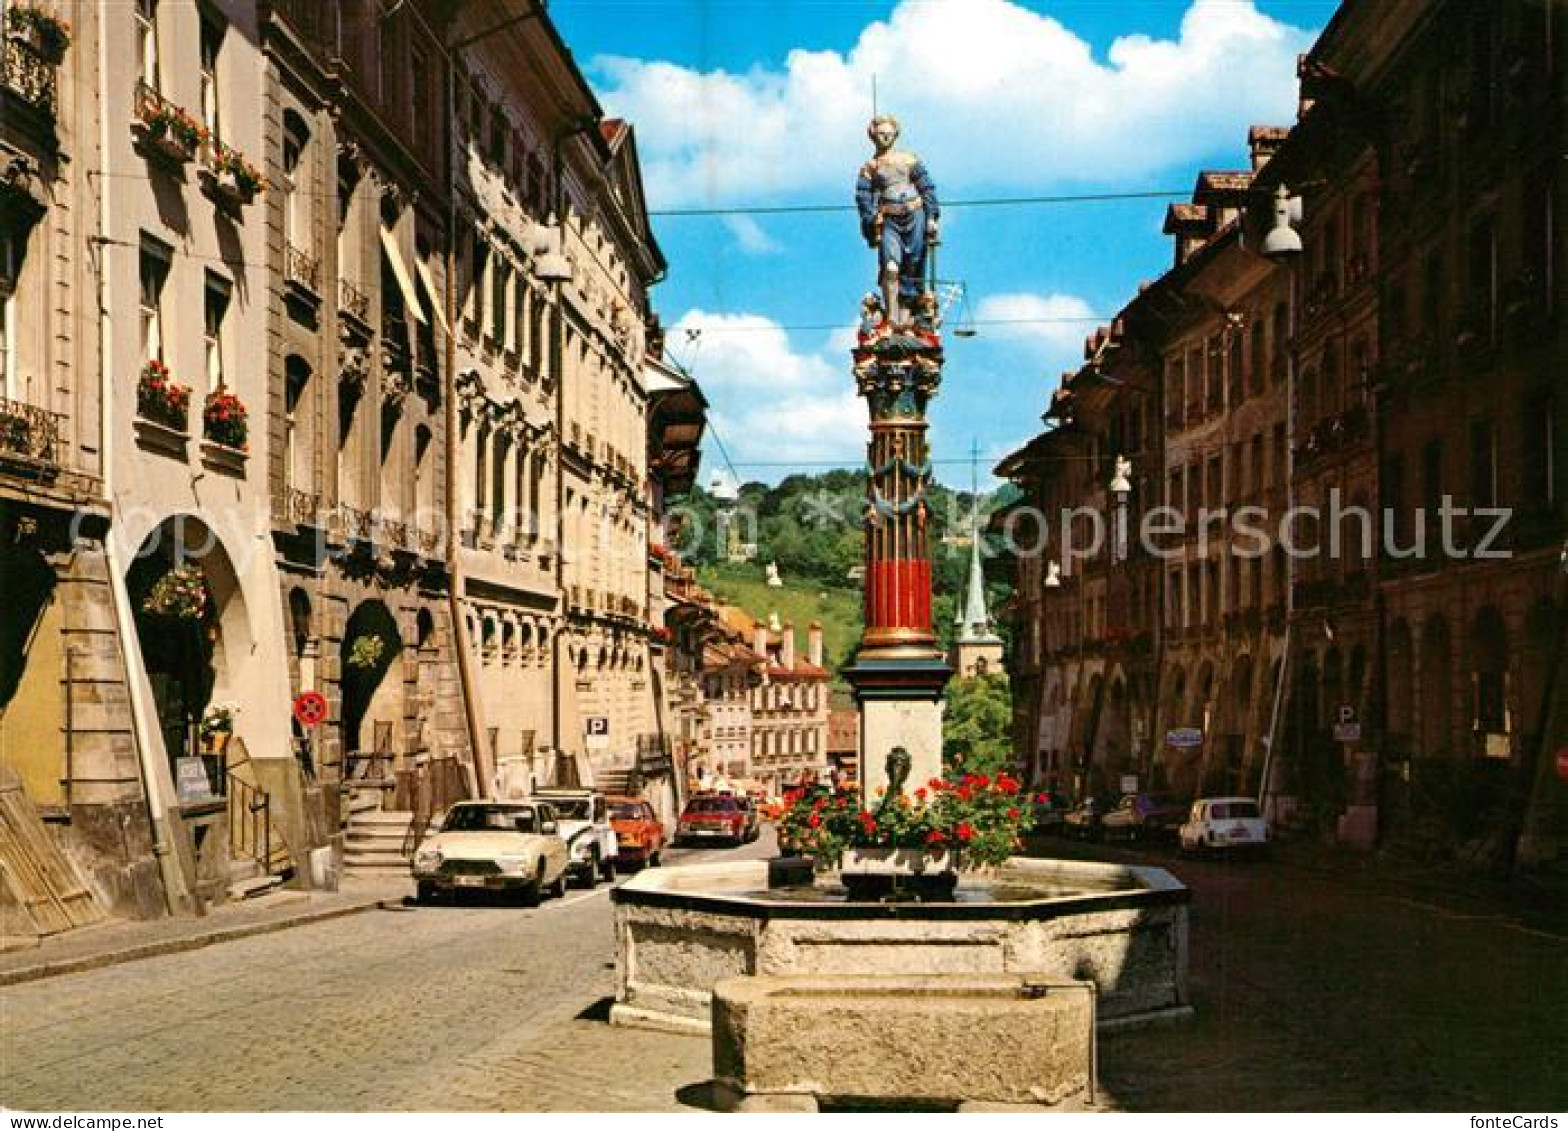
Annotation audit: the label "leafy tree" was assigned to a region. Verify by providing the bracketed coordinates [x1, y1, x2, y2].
[942, 673, 1014, 774]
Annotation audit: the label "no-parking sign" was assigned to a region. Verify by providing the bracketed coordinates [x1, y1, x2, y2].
[293, 691, 328, 728]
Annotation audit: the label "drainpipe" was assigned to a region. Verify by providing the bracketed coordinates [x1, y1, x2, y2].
[443, 35, 490, 801]
[93, 9, 187, 915]
[1259, 256, 1301, 820]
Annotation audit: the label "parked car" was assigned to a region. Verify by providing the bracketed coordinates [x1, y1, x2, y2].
[1100, 793, 1188, 842]
[1179, 797, 1270, 855]
[411, 800, 568, 905]
[1062, 797, 1106, 840]
[608, 796, 666, 869]
[676, 793, 755, 846]
[532, 789, 619, 886]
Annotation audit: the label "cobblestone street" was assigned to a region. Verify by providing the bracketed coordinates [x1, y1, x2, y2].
[2, 833, 1564, 1112]
[0, 842, 754, 1113]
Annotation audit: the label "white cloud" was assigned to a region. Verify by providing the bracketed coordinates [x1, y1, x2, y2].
[591, 0, 1314, 208]
[669, 310, 863, 472]
[669, 310, 837, 390]
[722, 215, 784, 255]
[972, 291, 1098, 359]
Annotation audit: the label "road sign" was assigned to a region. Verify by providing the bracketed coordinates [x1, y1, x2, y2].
[1333, 705, 1361, 744]
[1166, 727, 1203, 749]
[293, 691, 328, 728]
[585, 716, 610, 751]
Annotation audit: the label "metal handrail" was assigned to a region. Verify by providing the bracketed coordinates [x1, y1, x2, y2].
[225, 772, 274, 875]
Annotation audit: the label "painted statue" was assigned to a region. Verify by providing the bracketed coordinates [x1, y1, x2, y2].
[855, 115, 939, 325]
[875, 745, 913, 816]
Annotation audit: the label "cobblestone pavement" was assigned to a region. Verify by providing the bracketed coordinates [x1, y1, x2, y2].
[1051, 838, 1568, 1112]
[3, 830, 1563, 1112]
[0, 841, 755, 1113]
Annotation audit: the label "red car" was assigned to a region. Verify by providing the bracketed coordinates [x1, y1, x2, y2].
[608, 796, 666, 869]
[675, 794, 757, 846]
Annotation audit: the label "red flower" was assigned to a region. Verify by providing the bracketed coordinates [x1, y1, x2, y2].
[927, 777, 946, 792]
[974, 773, 991, 789]
[812, 797, 827, 811]
[807, 812, 822, 829]
[1035, 792, 1051, 804]
[925, 830, 946, 846]
[956, 823, 976, 843]
[914, 787, 927, 801]
[997, 774, 1020, 793]
[1007, 807, 1021, 820]
[956, 787, 972, 802]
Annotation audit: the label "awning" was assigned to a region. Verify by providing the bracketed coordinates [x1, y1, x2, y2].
[379, 227, 427, 325]
[414, 256, 450, 333]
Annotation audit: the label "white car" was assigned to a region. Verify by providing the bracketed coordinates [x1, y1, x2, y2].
[1179, 797, 1270, 855]
[532, 789, 619, 886]
[412, 800, 569, 904]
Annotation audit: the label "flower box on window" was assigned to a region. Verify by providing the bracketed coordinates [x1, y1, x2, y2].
[133, 86, 204, 165]
[202, 388, 248, 451]
[201, 141, 264, 210]
[6, 5, 70, 64]
[136, 360, 190, 432]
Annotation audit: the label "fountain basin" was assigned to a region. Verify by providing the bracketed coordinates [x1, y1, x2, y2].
[610, 855, 1192, 1034]
[712, 973, 1095, 1112]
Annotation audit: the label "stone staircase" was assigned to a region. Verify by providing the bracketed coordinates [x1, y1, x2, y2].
[595, 768, 639, 798]
[342, 791, 419, 878]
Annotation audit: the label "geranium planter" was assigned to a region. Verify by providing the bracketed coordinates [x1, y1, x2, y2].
[200, 168, 254, 210]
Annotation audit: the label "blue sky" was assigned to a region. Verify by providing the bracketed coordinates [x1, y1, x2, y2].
[553, 0, 1341, 488]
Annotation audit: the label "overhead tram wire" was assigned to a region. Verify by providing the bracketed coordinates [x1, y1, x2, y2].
[647, 188, 1193, 218]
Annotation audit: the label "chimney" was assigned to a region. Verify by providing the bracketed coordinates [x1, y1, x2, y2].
[753, 622, 768, 658]
[1247, 125, 1288, 171]
[808, 621, 823, 668]
[781, 621, 795, 669]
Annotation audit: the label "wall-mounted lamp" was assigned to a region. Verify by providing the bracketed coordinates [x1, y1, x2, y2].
[1262, 184, 1304, 261]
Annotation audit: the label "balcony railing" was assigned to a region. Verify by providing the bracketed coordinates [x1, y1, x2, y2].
[3, 32, 56, 113]
[285, 243, 320, 293]
[0, 395, 63, 471]
[339, 278, 370, 325]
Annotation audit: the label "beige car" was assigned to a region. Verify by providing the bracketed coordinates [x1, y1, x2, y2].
[412, 800, 569, 905]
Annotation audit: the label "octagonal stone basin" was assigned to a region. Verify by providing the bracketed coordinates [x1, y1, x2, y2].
[610, 856, 1192, 1035]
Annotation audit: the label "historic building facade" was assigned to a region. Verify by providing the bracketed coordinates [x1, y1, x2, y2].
[1001, 0, 1564, 862]
[0, 0, 690, 924]
[1, 1, 170, 923]
[262, 0, 472, 857]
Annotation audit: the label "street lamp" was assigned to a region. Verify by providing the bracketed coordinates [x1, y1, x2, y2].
[1262, 184, 1304, 261]
[1110, 454, 1132, 564]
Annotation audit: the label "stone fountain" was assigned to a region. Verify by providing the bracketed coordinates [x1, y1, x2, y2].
[608, 115, 1191, 1108]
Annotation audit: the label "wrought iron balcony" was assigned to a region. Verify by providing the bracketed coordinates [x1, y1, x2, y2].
[339, 278, 370, 326]
[2, 34, 56, 115]
[0, 394, 62, 474]
[284, 243, 320, 293]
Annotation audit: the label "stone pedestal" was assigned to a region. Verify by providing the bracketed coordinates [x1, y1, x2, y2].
[711, 974, 1097, 1110]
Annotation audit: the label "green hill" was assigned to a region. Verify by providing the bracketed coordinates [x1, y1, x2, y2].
[673, 470, 1014, 683]
[697, 562, 863, 685]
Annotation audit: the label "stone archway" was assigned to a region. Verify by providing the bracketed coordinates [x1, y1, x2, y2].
[1419, 614, 1452, 760]
[125, 514, 254, 787]
[340, 600, 403, 764]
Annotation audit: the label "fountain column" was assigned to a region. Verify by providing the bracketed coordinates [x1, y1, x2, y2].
[844, 326, 951, 801]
